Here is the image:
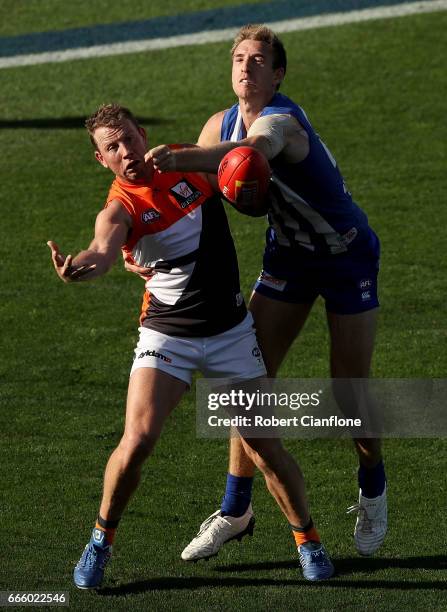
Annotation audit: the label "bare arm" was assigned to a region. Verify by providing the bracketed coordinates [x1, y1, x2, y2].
[197, 110, 226, 146]
[149, 113, 309, 174]
[197, 111, 226, 189]
[48, 200, 131, 283]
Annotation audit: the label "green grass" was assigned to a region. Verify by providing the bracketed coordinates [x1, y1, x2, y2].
[0, 8, 446, 612]
[0, 0, 269, 37]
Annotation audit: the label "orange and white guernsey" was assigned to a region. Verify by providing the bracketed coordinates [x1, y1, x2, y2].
[106, 168, 246, 337]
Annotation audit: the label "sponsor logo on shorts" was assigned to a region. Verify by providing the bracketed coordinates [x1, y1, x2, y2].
[137, 349, 172, 363]
[142, 209, 161, 223]
[170, 180, 202, 209]
[361, 291, 371, 301]
[236, 292, 244, 307]
[359, 278, 372, 289]
[258, 270, 287, 292]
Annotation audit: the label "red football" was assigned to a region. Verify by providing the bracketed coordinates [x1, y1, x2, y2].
[217, 146, 271, 216]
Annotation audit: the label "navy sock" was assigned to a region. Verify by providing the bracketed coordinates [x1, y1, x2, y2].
[358, 460, 386, 498]
[221, 474, 253, 517]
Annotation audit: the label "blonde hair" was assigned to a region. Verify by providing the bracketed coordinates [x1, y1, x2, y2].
[231, 24, 287, 74]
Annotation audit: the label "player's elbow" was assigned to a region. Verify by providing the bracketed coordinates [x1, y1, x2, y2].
[244, 135, 277, 160]
[96, 253, 116, 275]
[83, 250, 116, 277]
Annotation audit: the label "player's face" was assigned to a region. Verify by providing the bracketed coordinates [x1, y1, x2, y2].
[232, 40, 284, 103]
[93, 120, 150, 182]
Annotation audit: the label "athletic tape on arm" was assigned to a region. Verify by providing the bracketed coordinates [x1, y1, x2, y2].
[247, 114, 300, 159]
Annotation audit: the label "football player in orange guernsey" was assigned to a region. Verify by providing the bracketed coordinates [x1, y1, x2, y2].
[47, 104, 334, 589]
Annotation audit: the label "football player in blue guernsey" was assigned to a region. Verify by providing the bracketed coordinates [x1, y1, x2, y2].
[138, 24, 387, 562]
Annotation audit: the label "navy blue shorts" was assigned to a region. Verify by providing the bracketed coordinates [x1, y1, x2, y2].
[254, 234, 380, 315]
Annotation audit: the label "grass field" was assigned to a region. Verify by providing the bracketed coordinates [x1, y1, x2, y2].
[0, 0, 269, 36]
[0, 2, 446, 610]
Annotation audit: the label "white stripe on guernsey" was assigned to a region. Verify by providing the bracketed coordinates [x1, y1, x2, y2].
[270, 174, 348, 253]
[1, 0, 446, 69]
[146, 262, 196, 306]
[132, 208, 202, 268]
[230, 110, 244, 143]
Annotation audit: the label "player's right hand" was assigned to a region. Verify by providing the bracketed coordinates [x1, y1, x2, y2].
[147, 145, 176, 173]
[47, 240, 96, 282]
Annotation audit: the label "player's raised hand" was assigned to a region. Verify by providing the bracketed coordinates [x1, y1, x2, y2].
[147, 145, 176, 173]
[47, 240, 96, 282]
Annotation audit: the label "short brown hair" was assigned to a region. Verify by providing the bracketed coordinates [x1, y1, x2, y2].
[231, 24, 287, 75]
[85, 104, 140, 149]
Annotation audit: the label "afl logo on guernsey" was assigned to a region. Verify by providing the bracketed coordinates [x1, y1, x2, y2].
[170, 180, 202, 209]
[142, 209, 161, 223]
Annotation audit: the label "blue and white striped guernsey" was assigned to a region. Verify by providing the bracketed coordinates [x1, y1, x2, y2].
[221, 92, 376, 256]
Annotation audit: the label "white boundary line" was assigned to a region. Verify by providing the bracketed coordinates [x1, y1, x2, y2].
[1, 0, 446, 69]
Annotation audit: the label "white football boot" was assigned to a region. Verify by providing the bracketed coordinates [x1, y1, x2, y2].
[181, 504, 255, 561]
[347, 484, 387, 556]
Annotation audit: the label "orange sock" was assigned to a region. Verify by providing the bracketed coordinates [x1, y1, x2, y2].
[291, 519, 321, 547]
[95, 520, 117, 545]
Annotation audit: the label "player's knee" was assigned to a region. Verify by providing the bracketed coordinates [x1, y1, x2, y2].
[332, 378, 360, 418]
[119, 430, 158, 466]
[332, 377, 348, 400]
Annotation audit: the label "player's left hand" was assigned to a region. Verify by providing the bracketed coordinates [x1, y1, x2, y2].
[147, 145, 176, 173]
[47, 240, 96, 282]
[123, 253, 155, 280]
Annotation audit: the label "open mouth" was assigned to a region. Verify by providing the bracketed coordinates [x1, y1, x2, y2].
[126, 160, 140, 172]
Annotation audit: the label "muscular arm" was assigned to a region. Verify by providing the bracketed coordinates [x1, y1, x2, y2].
[196, 110, 226, 147]
[150, 112, 309, 174]
[48, 199, 132, 283]
[246, 114, 309, 162]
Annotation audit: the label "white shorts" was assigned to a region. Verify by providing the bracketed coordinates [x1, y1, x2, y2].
[130, 313, 266, 386]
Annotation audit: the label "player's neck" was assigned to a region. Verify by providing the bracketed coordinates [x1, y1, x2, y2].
[238, 94, 275, 130]
[116, 174, 153, 187]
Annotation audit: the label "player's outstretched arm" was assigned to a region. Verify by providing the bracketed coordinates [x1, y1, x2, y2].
[149, 113, 308, 174]
[47, 241, 97, 282]
[47, 200, 131, 283]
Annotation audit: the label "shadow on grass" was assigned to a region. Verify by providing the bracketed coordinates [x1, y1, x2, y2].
[215, 555, 447, 575]
[0, 116, 172, 129]
[98, 556, 447, 596]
